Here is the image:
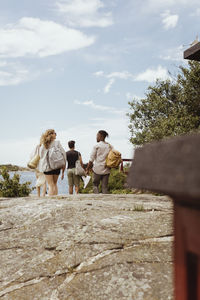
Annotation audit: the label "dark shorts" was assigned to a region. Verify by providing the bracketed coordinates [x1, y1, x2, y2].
[44, 169, 61, 175]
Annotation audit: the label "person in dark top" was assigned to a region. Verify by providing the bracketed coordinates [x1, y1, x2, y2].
[66, 140, 84, 194]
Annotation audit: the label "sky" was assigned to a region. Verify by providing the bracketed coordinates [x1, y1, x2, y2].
[0, 0, 199, 166]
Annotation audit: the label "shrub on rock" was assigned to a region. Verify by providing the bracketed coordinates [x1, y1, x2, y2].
[0, 167, 33, 197]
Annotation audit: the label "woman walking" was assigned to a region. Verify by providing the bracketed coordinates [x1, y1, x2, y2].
[38, 129, 66, 195]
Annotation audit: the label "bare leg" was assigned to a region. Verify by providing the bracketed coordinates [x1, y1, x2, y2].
[53, 174, 59, 195]
[69, 186, 73, 194]
[45, 175, 55, 195]
[36, 186, 40, 197]
[36, 172, 40, 197]
[75, 186, 79, 194]
[41, 183, 46, 197]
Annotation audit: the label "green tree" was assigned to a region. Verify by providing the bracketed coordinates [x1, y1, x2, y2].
[128, 61, 200, 146]
[0, 167, 33, 197]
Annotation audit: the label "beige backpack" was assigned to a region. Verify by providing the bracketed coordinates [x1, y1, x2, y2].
[106, 146, 122, 168]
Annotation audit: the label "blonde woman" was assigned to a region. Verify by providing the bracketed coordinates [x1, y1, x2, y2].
[38, 129, 66, 196]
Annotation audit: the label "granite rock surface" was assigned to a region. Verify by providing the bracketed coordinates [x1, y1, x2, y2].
[0, 194, 174, 300]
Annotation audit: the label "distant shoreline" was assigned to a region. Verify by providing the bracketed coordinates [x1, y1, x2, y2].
[0, 164, 30, 172]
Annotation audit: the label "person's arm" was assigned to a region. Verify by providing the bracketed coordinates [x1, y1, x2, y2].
[79, 155, 84, 169]
[86, 146, 96, 174]
[86, 161, 93, 174]
[58, 141, 66, 178]
[79, 154, 86, 176]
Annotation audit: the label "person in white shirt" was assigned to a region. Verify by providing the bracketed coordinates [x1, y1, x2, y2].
[86, 130, 111, 194]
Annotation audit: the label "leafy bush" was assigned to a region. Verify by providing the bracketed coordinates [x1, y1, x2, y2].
[108, 169, 127, 191]
[79, 168, 134, 194]
[128, 61, 200, 146]
[0, 167, 33, 197]
[133, 204, 145, 211]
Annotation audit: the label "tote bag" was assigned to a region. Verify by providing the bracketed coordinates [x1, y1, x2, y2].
[27, 146, 40, 169]
[75, 159, 85, 176]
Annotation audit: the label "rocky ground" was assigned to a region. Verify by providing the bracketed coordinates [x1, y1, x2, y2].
[0, 194, 174, 300]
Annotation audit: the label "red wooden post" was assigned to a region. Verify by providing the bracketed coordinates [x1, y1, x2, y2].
[127, 134, 200, 300]
[174, 203, 200, 300]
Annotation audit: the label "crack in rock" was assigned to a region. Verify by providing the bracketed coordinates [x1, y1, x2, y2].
[54, 247, 125, 291]
[0, 246, 23, 251]
[136, 235, 174, 244]
[0, 278, 44, 298]
[0, 227, 14, 232]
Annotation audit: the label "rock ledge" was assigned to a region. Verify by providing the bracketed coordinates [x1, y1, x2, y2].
[0, 194, 173, 300]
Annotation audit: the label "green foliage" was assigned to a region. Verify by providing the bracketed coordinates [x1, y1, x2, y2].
[0, 164, 28, 171]
[0, 167, 33, 197]
[79, 168, 133, 194]
[133, 204, 145, 212]
[128, 61, 200, 146]
[108, 169, 127, 191]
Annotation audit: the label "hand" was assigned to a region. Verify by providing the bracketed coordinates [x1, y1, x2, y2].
[61, 172, 64, 180]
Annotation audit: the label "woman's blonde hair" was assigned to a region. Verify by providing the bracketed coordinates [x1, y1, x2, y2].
[40, 129, 56, 149]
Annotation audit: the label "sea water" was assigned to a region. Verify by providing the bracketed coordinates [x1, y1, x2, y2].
[9, 171, 69, 195]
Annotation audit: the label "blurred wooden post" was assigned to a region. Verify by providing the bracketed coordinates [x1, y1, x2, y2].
[184, 41, 200, 61]
[127, 134, 200, 300]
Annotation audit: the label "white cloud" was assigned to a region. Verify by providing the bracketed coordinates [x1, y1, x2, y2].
[140, 0, 200, 16]
[161, 10, 179, 30]
[83, 53, 112, 63]
[190, 8, 200, 16]
[95, 67, 171, 90]
[126, 93, 141, 101]
[94, 70, 134, 94]
[107, 71, 134, 80]
[56, 0, 113, 28]
[94, 70, 104, 77]
[135, 65, 171, 83]
[74, 99, 124, 114]
[145, 0, 197, 10]
[104, 78, 115, 94]
[0, 17, 95, 58]
[160, 45, 184, 61]
[0, 61, 37, 86]
[0, 61, 7, 67]
[0, 69, 28, 86]
[147, 0, 184, 6]
[94, 70, 134, 80]
[0, 60, 55, 86]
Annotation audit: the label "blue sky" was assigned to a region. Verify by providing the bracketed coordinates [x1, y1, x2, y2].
[0, 0, 199, 166]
